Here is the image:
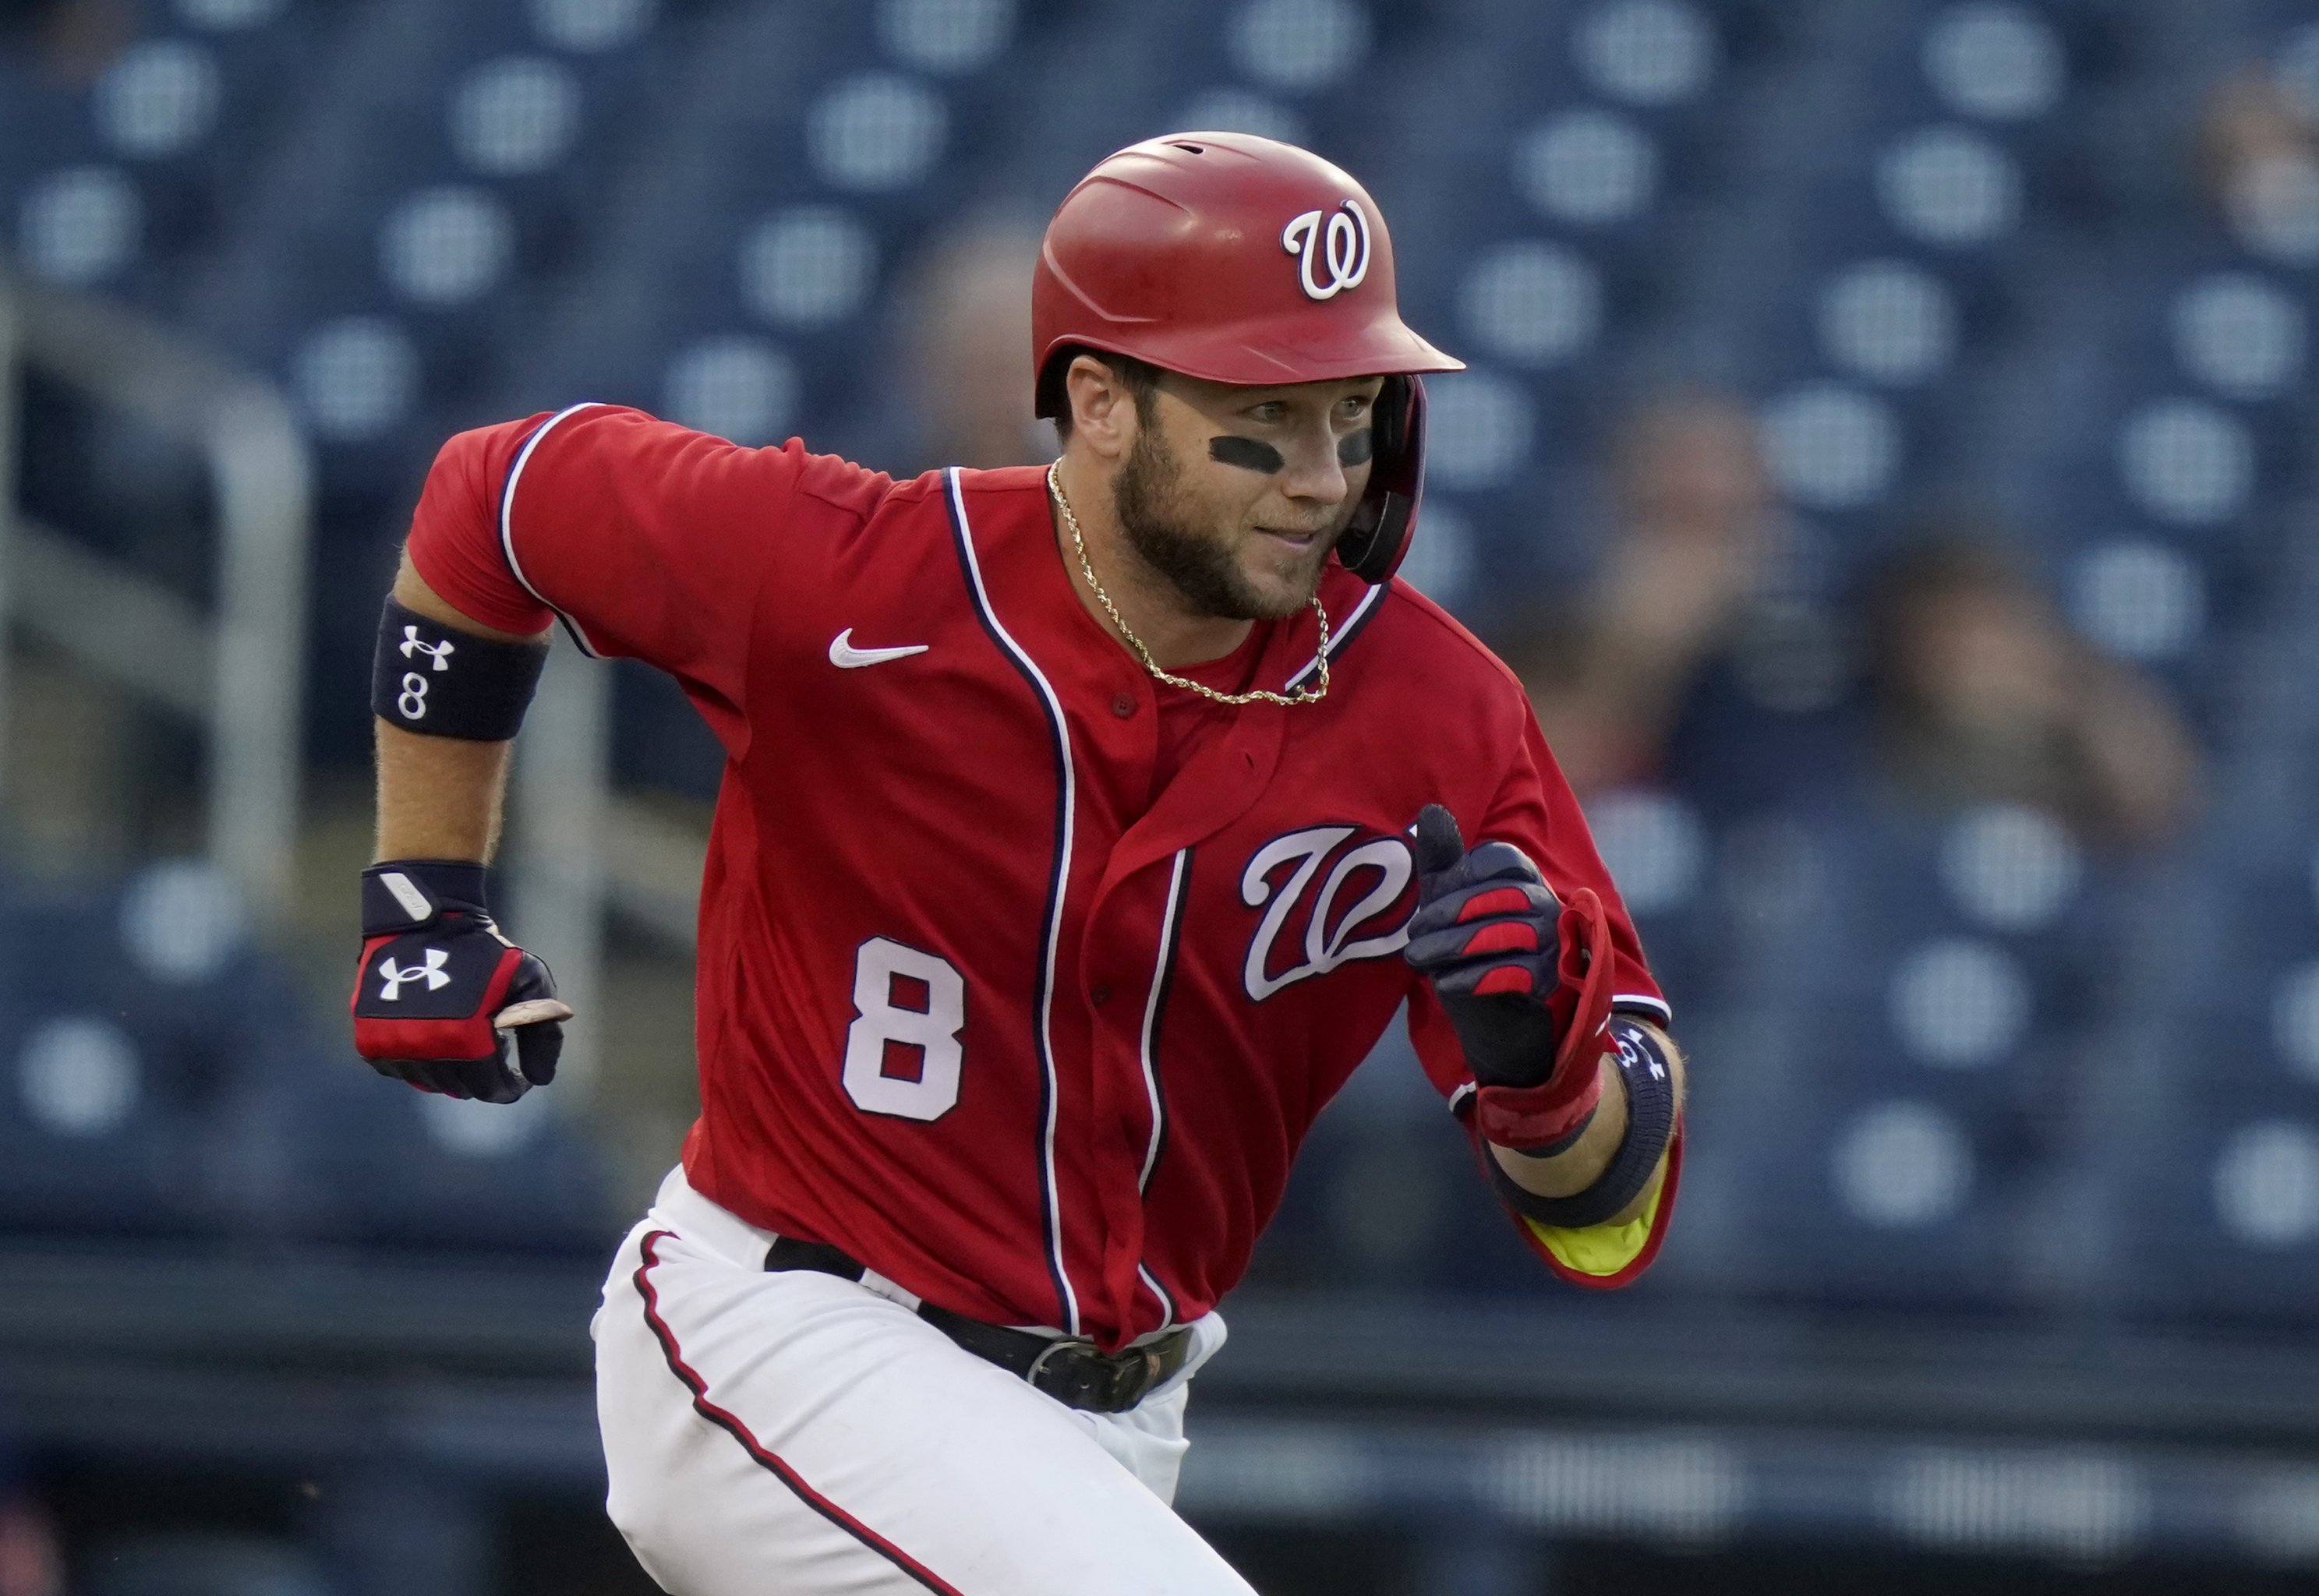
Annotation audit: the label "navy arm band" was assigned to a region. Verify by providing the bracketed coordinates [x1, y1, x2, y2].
[372, 596, 549, 741]
[1488, 1017, 1677, 1230]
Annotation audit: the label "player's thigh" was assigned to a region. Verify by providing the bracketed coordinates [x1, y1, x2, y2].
[593, 1223, 1255, 1596]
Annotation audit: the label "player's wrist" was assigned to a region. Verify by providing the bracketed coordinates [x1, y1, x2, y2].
[361, 858, 493, 935]
[1469, 1032, 1607, 1151]
[1497, 1097, 1600, 1160]
[1448, 998, 1563, 1089]
[1458, 892, 1621, 1149]
[1485, 1019, 1677, 1228]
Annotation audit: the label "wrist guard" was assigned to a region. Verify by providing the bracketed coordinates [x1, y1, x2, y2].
[352, 860, 565, 1103]
[1488, 1018, 1678, 1230]
[373, 596, 548, 740]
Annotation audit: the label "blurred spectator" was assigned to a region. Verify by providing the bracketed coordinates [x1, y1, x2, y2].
[1511, 391, 1818, 803]
[1507, 394, 2197, 856]
[892, 224, 1052, 474]
[1862, 538, 2202, 853]
[0, 1440, 62, 1596]
[2199, 62, 2319, 258]
[0, 0, 132, 87]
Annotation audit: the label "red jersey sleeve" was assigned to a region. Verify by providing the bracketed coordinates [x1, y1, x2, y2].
[1406, 710, 1681, 1289]
[1482, 715, 1665, 1021]
[404, 404, 886, 754]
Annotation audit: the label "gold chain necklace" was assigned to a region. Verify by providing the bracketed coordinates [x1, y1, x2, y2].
[1046, 462, 1330, 708]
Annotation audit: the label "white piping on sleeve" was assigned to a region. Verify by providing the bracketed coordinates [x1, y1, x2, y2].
[499, 401, 606, 657]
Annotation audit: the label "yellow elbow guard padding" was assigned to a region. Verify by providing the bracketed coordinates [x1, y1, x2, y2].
[1526, 1179, 1664, 1277]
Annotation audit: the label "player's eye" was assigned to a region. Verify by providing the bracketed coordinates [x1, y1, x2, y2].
[1244, 401, 1288, 424]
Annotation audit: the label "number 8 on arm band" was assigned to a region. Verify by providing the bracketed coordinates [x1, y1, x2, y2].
[371, 596, 550, 742]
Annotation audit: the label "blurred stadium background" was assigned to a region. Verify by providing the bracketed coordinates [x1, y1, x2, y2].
[3, 0, 2319, 1590]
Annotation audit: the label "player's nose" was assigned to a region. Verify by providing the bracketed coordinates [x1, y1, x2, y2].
[1275, 433, 1352, 508]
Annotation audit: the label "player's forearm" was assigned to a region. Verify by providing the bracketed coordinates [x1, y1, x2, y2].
[1488, 1022, 1685, 1227]
[1490, 1052, 1624, 1192]
[373, 722, 514, 862]
[372, 554, 547, 863]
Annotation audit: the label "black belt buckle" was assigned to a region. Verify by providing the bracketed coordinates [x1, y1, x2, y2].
[766, 1236, 1186, 1415]
[1027, 1336, 1161, 1414]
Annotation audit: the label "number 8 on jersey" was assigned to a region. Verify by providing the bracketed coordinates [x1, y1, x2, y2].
[843, 937, 967, 1121]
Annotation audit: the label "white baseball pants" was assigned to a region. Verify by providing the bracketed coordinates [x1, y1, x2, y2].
[592, 1168, 1256, 1595]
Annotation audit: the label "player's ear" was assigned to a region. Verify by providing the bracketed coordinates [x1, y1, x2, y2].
[1063, 354, 1137, 464]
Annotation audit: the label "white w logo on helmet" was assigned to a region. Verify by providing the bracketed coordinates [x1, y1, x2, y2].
[1281, 200, 1372, 302]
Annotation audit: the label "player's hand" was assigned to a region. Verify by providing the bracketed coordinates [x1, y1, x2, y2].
[351, 860, 571, 1103]
[1402, 803, 1607, 1089]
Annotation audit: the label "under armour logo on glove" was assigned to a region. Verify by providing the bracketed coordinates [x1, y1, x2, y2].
[376, 948, 452, 999]
[352, 860, 570, 1103]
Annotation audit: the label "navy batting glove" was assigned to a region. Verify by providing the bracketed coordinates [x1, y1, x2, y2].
[351, 860, 570, 1103]
[1403, 805, 1567, 1088]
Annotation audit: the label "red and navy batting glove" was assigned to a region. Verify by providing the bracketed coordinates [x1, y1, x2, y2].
[351, 860, 568, 1104]
[1403, 804, 1618, 1151]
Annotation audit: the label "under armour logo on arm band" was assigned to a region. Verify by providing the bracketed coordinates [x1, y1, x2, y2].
[372, 595, 550, 741]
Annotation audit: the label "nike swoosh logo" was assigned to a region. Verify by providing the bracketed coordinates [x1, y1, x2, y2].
[829, 629, 929, 669]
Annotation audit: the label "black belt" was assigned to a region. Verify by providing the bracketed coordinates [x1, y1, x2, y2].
[765, 1237, 1192, 1414]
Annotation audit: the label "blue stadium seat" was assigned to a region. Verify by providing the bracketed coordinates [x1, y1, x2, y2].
[2095, 1075, 2319, 1326]
[1734, 1082, 2041, 1308]
[83, 1532, 336, 1596]
[509, 0, 1055, 459]
[0, 1001, 210, 1236]
[228, 1033, 617, 1257]
[1688, 799, 2133, 1306]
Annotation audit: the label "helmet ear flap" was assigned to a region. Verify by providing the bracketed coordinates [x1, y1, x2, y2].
[1334, 375, 1428, 585]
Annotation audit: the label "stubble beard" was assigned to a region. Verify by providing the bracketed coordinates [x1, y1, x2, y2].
[1112, 425, 1330, 623]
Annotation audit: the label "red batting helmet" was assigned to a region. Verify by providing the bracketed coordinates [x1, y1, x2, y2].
[1032, 132, 1465, 584]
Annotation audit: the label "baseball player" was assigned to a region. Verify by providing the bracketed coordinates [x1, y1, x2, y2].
[352, 133, 1686, 1594]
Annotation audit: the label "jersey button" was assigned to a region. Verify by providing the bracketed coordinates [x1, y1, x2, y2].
[1111, 691, 1136, 719]
[1091, 986, 1112, 1006]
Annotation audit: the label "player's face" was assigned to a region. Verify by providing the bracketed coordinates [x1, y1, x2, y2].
[1114, 373, 1384, 622]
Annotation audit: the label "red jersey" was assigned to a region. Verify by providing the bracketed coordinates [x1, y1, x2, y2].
[408, 404, 1681, 1349]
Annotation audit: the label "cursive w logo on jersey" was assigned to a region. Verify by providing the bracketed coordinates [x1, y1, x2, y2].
[1239, 824, 1414, 1001]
